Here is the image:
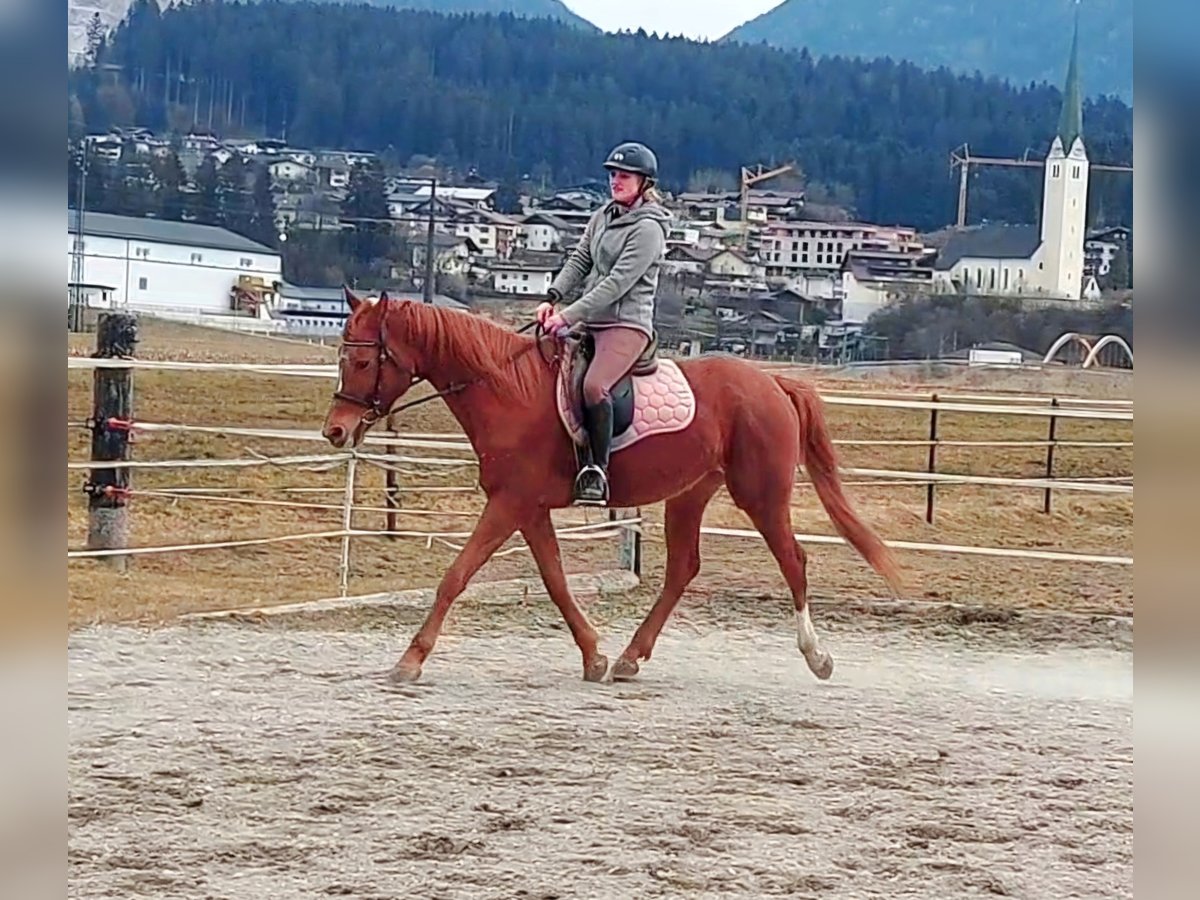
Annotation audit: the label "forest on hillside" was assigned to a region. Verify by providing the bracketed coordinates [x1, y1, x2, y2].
[724, 0, 1132, 102]
[69, 0, 1134, 231]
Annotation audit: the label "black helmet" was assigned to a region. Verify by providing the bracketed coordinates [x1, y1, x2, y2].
[603, 141, 658, 181]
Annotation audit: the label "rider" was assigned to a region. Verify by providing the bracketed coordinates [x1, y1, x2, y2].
[537, 141, 672, 506]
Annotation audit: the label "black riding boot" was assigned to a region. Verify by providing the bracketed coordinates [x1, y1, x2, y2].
[574, 396, 613, 506]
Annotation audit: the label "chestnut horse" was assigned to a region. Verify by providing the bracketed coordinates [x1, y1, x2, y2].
[322, 290, 901, 683]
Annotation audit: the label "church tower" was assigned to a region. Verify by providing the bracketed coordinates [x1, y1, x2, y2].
[1038, 5, 1090, 298]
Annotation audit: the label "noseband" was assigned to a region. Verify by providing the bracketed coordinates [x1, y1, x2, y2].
[333, 337, 409, 425]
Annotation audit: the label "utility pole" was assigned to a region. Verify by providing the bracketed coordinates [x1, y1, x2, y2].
[423, 177, 437, 304]
[740, 162, 794, 251]
[69, 141, 89, 332]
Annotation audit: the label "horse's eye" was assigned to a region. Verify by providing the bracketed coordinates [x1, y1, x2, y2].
[355, 360, 370, 371]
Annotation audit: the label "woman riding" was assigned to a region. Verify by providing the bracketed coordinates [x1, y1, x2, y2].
[537, 141, 672, 505]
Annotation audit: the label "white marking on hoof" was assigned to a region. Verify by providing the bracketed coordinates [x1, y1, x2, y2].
[795, 606, 819, 656]
[795, 606, 832, 679]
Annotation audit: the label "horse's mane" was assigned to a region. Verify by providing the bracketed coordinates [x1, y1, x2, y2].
[393, 302, 544, 403]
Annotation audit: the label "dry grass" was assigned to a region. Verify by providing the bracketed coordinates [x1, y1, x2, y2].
[67, 317, 1132, 629]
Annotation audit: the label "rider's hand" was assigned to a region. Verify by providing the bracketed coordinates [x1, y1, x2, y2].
[535, 301, 555, 325]
[542, 312, 568, 335]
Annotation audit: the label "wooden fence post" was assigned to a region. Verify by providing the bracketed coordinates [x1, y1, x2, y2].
[384, 412, 400, 538]
[1043, 398, 1060, 514]
[925, 393, 940, 525]
[611, 507, 642, 577]
[339, 454, 358, 597]
[86, 312, 138, 572]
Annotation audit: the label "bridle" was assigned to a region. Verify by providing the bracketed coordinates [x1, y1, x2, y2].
[332, 315, 551, 425]
[332, 334, 410, 426]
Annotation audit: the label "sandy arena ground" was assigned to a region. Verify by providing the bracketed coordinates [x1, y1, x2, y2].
[67, 318, 1133, 898]
[68, 603, 1132, 899]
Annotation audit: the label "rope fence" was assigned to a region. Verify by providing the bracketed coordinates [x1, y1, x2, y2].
[68, 324, 1133, 603]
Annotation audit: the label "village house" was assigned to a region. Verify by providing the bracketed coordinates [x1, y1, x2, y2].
[665, 224, 702, 248]
[518, 211, 576, 252]
[760, 220, 925, 282]
[486, 260, 557, 296]
[1084, 225, 1131, 280]
[707, 248, 764, 281]
[663, 246, 717, 276]
[268, 158, 314, 183]
[396, 181, 497, 211]
[410, 234, 478, 278]
[840, 249, 939, 324]
[452, 207, 521, 259]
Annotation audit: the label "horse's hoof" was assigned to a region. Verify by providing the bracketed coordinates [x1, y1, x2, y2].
[388, 662, 422, 684]
[609, 656, 640, 681]
[583, 654, 609, 683]
[807, 651, 834, 681]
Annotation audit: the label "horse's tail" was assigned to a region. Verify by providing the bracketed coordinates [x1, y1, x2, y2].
[774, 375, 904, 597]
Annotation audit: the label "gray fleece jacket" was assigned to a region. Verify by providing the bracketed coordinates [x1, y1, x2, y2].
[549, 199, 673, 336]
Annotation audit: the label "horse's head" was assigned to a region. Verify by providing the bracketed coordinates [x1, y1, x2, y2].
[321, 288, 420, 449]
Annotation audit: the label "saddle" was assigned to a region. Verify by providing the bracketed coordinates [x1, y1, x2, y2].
[555, 327, 697, 456]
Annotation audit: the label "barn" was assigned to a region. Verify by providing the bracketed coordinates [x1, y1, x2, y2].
[67, 209, 282, 317]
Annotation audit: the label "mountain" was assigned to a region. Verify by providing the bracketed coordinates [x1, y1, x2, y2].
[722, 0, 1132, 102]
[70, 1, 1133, 231]
[67, 0, 595, 63]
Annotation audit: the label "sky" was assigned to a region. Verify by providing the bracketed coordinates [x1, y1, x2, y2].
[562, 0, 786, 42]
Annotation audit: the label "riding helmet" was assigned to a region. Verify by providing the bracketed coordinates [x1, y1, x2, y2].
[603, 142, 658, 182]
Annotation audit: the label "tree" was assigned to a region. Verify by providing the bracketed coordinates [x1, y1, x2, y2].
[246, 165, 279, 248]
[216, 154, 253, 235]
[152, 149, 187, 221]
[493, 180, 522, 214]
[68, 94, 87, 142]
[85, 13, 107, 66]
[687, 168, 737, 193]
[192, 157, 221, 226]
[343, 158, 392, 267]
[110, 138, 154, 217]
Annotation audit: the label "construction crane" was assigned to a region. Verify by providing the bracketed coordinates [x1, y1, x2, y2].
[740, 162, 794, 249]
[949, 143, 1133, 228]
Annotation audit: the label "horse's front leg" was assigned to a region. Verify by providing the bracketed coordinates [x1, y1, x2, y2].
[390, 496, 519, 682]
[521, 510, 608, 682]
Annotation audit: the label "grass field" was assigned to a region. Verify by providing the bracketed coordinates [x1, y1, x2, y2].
[67, 317, 1133, 629]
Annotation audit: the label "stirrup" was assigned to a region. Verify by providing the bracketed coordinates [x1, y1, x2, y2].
[573, 464, 609, 507]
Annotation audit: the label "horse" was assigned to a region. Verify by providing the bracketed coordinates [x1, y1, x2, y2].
[321, 289, 902, 684]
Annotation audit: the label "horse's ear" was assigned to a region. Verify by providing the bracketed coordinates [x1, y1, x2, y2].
[379, 290, 390, 303]
[344, 286, 362, 311]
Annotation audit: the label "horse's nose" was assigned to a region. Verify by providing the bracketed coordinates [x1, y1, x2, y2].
[324, 423, 347, 447]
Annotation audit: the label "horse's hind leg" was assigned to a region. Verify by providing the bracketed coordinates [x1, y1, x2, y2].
[727, 466, 833, 681]
[610, 474, 722, 680]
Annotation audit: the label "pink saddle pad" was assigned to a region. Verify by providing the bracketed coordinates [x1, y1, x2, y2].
[556, 358, 697, 453]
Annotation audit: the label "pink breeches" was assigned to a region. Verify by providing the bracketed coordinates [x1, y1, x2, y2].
[582, 326, 650, 406]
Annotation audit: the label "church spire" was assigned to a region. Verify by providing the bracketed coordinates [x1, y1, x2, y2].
[1057, 2, 1083, 149]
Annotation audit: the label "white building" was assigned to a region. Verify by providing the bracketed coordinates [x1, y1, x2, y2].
[933, 16, 1092, 300]
[268, 159, 313, 183]
[67, 210, 282, 317]
[519, 212, 575, 252]
[839, 250, 938, 324]
[490, 263, 555, 295]
[760, 220, 924, 281]
[274, 284, 467, 337]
